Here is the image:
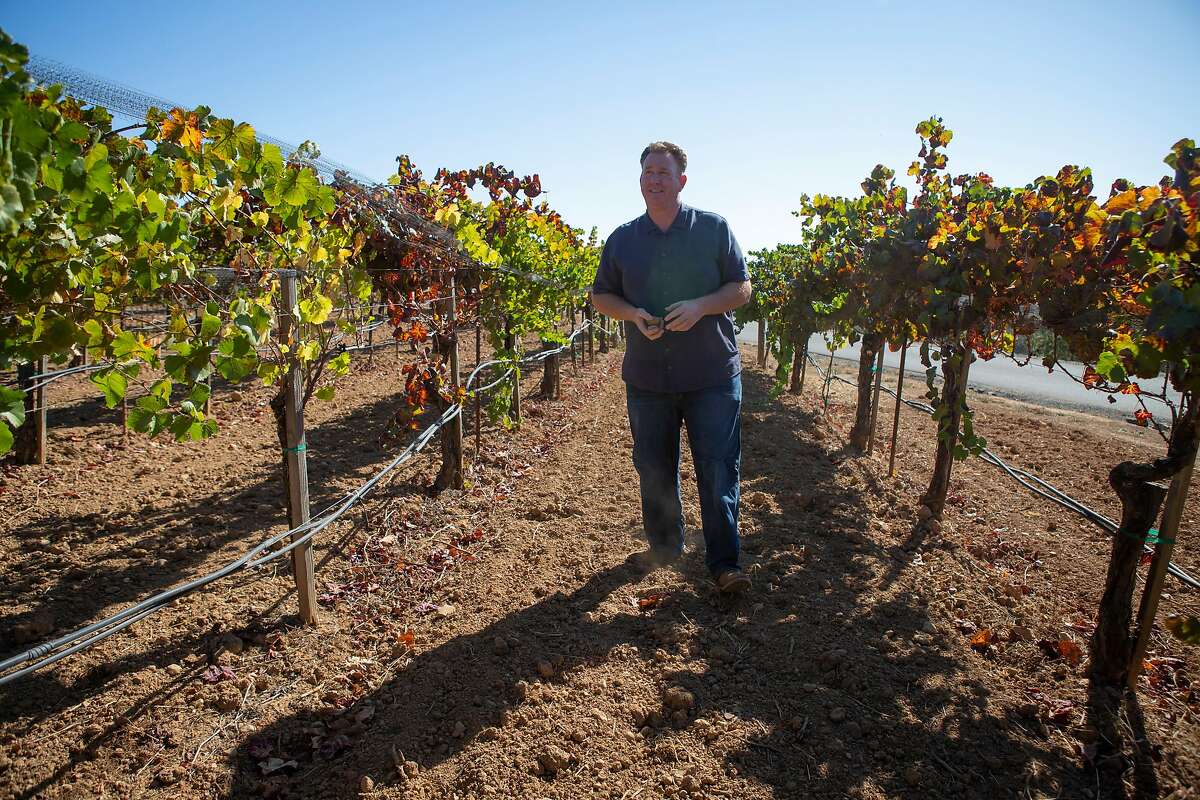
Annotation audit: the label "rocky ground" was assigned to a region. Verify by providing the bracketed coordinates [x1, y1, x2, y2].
[0, 342, 1196, 799]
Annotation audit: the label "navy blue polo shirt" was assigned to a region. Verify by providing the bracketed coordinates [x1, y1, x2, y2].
[593, 204, 749, 393]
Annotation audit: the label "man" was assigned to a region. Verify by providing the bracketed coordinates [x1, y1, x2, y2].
[592, 141, 753, 593]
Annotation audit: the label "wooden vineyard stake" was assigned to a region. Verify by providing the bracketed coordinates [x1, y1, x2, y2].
[436, 273, 465, 490]
[280, 271, 318, 625]
[538, 338, 561, 400]
[34, 355, 46, 466]
[570, 306, 579, 375]
[121, 381, 129, 443]
[887, 337, 908, 478]
[511, 355, 522, 426]
[450, 276, 464, 484]
[798, 341, 809, 392]
[823, 348, 835, 412]
[474, 323, 482, 462]
[1127, 439, 1197, 690]
[867, 347, 885, 455]
[757, 318, 766, 367]
[14, 357, 48, 466]
[585, 299, 594, 363]
[366, 300, 376, 367]
[503, 316, 521, 427]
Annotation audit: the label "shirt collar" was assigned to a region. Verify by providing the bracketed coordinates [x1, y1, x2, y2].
[638, 204, 691, 235]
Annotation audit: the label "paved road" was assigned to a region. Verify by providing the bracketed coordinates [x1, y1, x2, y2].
[736, 323, 1180, 421]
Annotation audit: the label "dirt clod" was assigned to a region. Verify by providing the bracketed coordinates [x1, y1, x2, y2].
[537, 745, 570, 773]
[664, 686, 695, 712]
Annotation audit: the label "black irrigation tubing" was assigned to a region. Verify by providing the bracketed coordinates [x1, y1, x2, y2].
[803, 352, 1200, 591]
[18, 362, 112, 392]
[0, 321, 599, 687]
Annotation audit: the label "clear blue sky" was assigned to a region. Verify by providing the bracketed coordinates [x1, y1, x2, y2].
[4, 0, 1199, 252]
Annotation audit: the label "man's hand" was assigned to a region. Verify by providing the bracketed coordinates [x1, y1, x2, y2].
[664, 299, 706, 332]
[632, 308, 665, 340]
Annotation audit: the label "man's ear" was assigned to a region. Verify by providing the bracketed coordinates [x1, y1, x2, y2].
[679, 174, 688, 190]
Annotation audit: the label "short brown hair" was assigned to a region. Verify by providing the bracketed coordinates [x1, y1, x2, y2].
[640, 141, 687, 174]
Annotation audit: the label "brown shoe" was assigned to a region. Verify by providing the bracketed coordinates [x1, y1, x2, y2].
[715, 569, 751, 594]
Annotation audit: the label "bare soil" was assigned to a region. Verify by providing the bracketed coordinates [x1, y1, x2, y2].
[0, 343, 1196, 800]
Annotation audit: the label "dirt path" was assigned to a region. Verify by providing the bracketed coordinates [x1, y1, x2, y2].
[0, 345, 1196, 799]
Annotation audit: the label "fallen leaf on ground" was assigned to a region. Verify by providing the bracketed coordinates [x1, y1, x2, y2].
[970, 628, 997, 652]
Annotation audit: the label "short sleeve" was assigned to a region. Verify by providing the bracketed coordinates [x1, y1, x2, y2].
[593, 235, 623, 297]
[719, 219, 749, 283]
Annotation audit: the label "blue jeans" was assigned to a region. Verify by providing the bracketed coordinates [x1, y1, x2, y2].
[625, 375, 742, 576]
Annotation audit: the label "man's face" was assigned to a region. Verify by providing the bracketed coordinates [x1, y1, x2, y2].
[640, 151, 687, 211]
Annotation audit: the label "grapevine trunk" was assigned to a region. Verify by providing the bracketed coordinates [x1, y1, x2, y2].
[849, 332, 884, 450]
[920, 344, 972, 518]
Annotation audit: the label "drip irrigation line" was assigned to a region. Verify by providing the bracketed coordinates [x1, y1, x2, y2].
[16, 362, 112, 391]
[0, 321, 600, 686]
[804, 353, 1200, 591]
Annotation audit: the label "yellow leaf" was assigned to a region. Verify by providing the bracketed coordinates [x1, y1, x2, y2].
[1071, 224, 1102, 251]
[174, 160, 195, 192]
[161, 108, 202, 150]
[1105, 189, 1137, 214]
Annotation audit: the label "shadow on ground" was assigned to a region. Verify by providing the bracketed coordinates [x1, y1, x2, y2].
[213, 368, 1084, 799]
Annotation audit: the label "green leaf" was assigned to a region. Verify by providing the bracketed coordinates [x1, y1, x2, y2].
[81, 320, 103, 346]
[89, 368, 128, 409]
[136, 393, 168, 413]
[233, 303, 272, 345]
[328, 351, 351, 375]
[265, 165, 321, 208]
[56, 121, 88, 145]
[199, 310, 222, 340]
[126, 406, 156, 434]
[188, 383, 211, 409]
[257, 362, 281, 386]
[315, 385, 335, 401]
[0, 420, 12, 456]
[148, 378, 172, 402]
[83, 142, 112, 193]
[112, 331, 156, 362]
[1095, 351, 1126, 383]
[207, 118, 257, 160]
[0, 386, 26, 429]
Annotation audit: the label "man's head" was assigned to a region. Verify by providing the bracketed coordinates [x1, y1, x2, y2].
[640, 141, 687, 213]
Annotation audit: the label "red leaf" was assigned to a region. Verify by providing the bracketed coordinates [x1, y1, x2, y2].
[202, 665, 236, 683]
[1038, 638, 1083, 666]
[636, 594, 665, 610]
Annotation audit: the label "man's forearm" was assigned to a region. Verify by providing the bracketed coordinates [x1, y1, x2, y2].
[697, 281, 752, 315]
[592, 292, 641, 322]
